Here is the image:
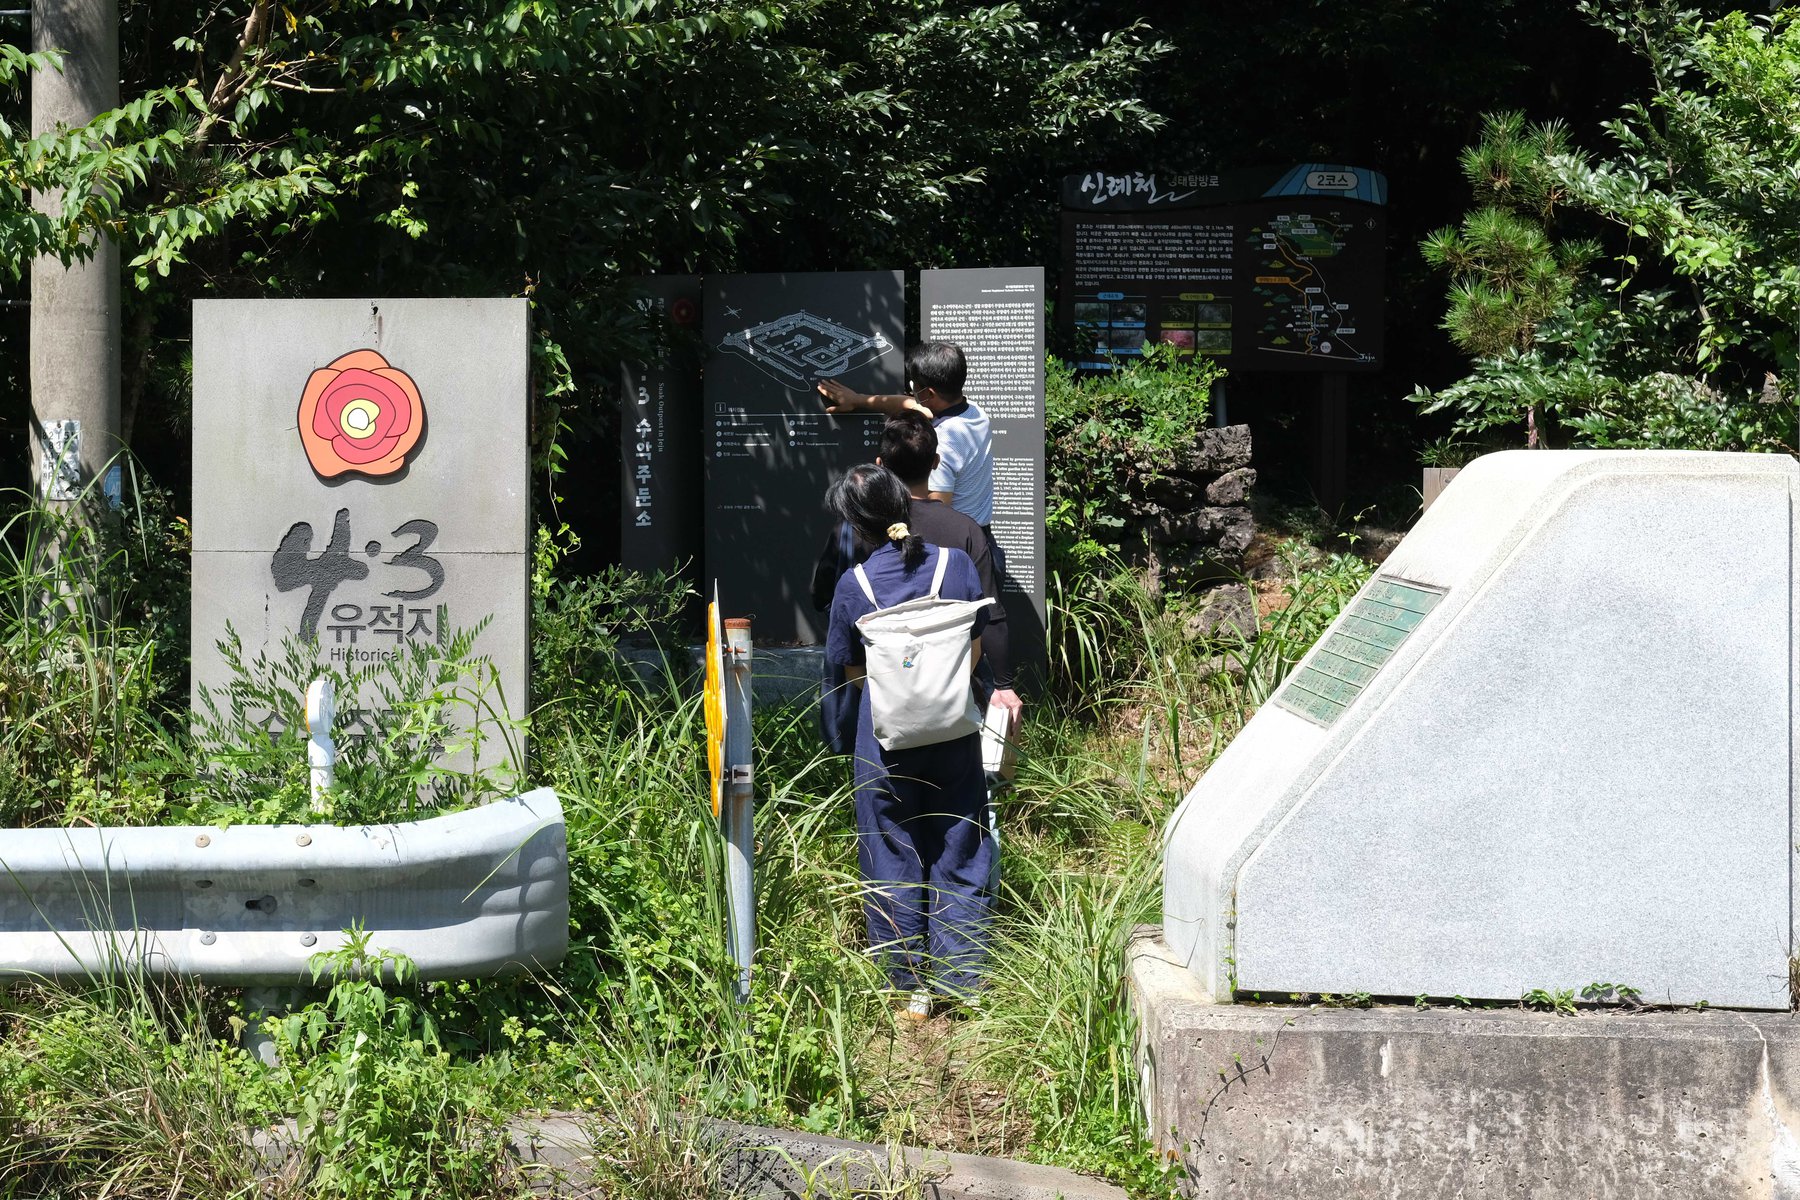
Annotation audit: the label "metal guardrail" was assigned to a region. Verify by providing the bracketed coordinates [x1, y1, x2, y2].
[0, 787, 568, 984]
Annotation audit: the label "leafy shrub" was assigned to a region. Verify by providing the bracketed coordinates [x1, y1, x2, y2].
[272, 931, 516, 1198]
[1416, 7, 1800, 452]
[1045, 345, 1224, 571]
[530, 521, 692, 729]
[178, 623, 520, 827]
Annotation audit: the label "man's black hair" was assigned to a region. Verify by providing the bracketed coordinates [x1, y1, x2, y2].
[878, 415, 937, 487]
[826, 464, 926, 570]
[904, 341, 967, 398]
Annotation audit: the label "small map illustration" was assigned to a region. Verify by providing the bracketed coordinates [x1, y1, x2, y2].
[718, 311, 894, 386]
[1248, 212, 1376, 364]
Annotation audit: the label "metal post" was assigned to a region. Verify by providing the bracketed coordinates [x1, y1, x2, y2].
[242, 986, 301, 1068]
[722, 618, 754, 1002]
[31, 0, 122, 511]
[305, 678, 335, 813]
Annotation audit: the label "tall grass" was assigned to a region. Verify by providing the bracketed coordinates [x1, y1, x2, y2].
[0, 484, 1373, 1198]
[536, 659, 888, 1134]
[0, 977, 266, 1198]
[0, 482, 183, 827]
[1215, 547, 1372, 707]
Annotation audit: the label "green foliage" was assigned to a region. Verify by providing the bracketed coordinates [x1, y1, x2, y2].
[1520, 987, 1578, 1016]
[0, 481, 188, 827]
[1044, 346, 1224, 570]
[1580, 981, 1642, 1007]
[962, 860, 1182, 1197]
[272, 930, 515, 1198]
[1421, 113, 1598, 360]
[180, 622, 520, 826]
[3, 0, 1169, 464]
[1416, 5, 1800, 452]
[0, 975, 269, 1196]
[1216, 547, 1372, 709]
[530, 520, 691, 731]
[1418, 437, 1480, 469]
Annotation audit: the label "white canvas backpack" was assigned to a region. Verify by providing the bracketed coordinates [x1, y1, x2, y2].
[852, 547, 995, 751]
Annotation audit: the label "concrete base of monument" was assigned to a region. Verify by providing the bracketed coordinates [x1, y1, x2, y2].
[1130, 930, 1800, 1199]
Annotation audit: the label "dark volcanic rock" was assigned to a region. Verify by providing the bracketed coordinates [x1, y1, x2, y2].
[1177, 424, 1252, 476]
[1147, 506, 1255, 557]
[1183, 582, 1255, 641]
[1204, 467, 1257, 506]
[1133, 425, 1252, 482]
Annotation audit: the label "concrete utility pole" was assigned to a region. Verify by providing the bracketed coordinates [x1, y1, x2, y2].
[30, 0, 121, 509]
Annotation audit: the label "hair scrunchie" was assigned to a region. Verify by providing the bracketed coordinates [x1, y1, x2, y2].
[886, 522, 910, 542]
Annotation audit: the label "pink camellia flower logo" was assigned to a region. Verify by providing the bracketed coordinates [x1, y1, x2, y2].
[296, 348, 424, 479]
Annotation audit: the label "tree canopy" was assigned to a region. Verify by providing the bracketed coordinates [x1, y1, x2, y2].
[1417, 2, 1800, 453]
[3, 1, 1163, 424]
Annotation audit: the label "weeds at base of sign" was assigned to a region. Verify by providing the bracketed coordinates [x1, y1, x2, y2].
[181, 619, 521, 826]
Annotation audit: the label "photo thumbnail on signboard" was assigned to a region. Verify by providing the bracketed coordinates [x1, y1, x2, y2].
[1059, 164, 1388, 373]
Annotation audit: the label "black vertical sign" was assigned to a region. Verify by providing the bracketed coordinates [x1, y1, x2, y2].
[620, 276, 704, 579]
[921, 267, 1047, 682]
[703, 271, 906, 643]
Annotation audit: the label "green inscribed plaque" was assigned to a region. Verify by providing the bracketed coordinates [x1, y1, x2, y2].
[1275, 576, 1444, 726]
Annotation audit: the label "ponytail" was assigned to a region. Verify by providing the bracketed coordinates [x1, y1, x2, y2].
[826, 464, 928, 572]
[886, 521, 927, 571]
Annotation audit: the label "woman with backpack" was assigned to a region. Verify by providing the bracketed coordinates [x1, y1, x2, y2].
[823, 463, 994, 1019]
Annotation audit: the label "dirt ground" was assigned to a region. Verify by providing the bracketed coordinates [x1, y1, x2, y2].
[857, 1008, 1033, 1157]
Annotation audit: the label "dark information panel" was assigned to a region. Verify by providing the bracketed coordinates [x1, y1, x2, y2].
[1058, 164, 1387, 373]
[620, 276, 704, 581]
[703, 271, 906, 643]
[920, 266, 1047, 681]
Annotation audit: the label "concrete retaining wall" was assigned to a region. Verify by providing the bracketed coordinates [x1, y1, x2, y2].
[1130, 931, 1800, 1199]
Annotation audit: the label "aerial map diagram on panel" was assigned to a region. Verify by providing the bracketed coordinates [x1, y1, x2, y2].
[1248, 212, 1376, 365]
[718, 311, 894, 386]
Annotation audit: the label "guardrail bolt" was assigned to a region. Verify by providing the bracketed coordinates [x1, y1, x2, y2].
[300, 934, 317, 947]
[199, 932, 216, 946]
[295, 834, 312, 847]
[194, 834, 211, 848]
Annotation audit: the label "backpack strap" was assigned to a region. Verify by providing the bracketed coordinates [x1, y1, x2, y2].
[852, 563, 879, 606]
[927, 545, 950, 598]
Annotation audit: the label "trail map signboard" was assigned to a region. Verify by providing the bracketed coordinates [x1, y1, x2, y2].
[1058, 165, 1387, 372]
[620, 276, 704, 580]
[191, 299, 530, 758]
[703, 271, 906, 643]
[920, 266, 1047, 677]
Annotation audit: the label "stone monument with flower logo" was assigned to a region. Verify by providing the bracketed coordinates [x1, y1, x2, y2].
[190, 299, 530, 769]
